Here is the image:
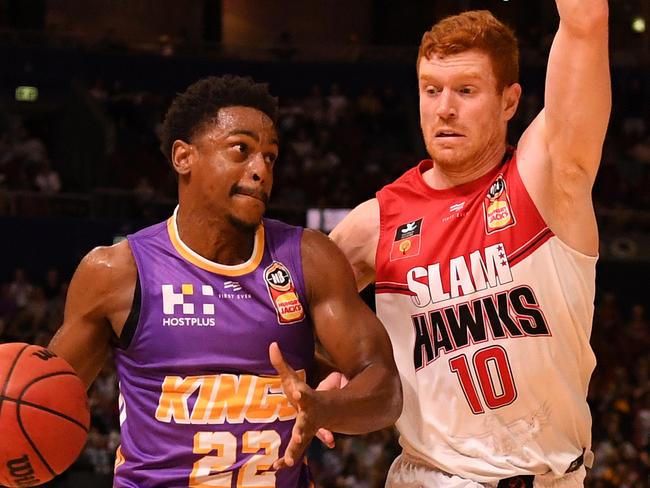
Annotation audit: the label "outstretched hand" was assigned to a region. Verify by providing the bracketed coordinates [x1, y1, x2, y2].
[269, 342, 323, 470]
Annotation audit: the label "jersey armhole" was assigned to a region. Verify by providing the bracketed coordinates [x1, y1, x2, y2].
[118, 273, 141, 350]
[374, 192, 387, 280]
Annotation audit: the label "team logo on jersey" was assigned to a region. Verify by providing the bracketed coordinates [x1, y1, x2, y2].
[390, 218, 423, 261]
[160, 284, 216, 327]
[264, 262, 305, 325]
[483, 175, 516, 234]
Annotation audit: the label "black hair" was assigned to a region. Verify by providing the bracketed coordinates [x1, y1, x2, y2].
[159, 75, 279, 164]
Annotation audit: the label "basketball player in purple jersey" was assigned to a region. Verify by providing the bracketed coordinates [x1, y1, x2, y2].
[48, 75, 402, 487]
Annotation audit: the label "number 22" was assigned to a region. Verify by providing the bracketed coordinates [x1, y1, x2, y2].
[190, 430, 280, 487]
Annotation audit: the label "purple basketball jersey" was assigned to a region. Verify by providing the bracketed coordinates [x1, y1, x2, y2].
[113, 213, 314, 487]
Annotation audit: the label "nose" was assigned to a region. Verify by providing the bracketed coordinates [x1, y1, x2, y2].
[248, 152, 271, 183]
[435, 88, 457, 120]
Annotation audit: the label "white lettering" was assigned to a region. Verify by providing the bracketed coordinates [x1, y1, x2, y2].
[405, 243, 513, 306]
[449, 256, 475, 298]
[482, 243, 513, 287]
[407, 267, 430, 307]
[427, 263, 450, 304]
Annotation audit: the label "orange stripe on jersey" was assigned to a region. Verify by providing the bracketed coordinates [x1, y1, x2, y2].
[166, 207, 265, 276]
[114, 445, 126, 472]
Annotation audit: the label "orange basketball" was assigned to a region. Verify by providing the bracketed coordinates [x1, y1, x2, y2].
[0, 343, 90, 487]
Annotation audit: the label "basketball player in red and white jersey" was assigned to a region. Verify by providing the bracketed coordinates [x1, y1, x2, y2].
[330, 1, 610, 486]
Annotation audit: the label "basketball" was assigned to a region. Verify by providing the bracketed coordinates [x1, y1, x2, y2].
[0, 343, 90, 487]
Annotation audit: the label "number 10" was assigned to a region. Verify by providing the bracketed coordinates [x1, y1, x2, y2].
[449, 345, 517, 414]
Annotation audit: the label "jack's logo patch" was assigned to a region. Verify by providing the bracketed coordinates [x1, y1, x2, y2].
[484, 175, 515, 234]
[264, 262, 305, 325]
[390, 218, 423, 261]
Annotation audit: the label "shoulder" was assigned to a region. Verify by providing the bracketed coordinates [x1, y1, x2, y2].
[301, 228, 347, 264]
[75, 240, 137, 294]
[300, 228, 359, 303]
[301, 229, 355, 282]
[330, 198, 379, 244]
[329, 199, 379, 290]
[62, 239, 138, 340]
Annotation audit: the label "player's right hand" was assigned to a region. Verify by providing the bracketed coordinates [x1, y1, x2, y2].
[269, 341, 322, 470]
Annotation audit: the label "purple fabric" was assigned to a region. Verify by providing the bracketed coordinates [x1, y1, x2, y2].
[114, 218, 314, 487]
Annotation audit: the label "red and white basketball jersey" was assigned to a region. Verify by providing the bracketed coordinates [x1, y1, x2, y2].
[375, 151, 596, 481]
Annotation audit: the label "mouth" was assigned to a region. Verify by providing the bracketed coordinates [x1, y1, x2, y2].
[231, 187, 269, 205]
[434, 129, 464, 138]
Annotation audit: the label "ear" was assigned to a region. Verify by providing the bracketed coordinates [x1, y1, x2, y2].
[171, 140, 194, 176]
[502, 83, 522, 122]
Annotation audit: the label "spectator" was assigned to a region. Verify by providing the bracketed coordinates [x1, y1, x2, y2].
[33, 159, 62, 194]
[8, 267, 33, 309]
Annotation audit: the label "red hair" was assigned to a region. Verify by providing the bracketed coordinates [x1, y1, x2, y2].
[418, 10, 519, 90]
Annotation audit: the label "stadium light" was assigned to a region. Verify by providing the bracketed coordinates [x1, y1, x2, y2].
[632, 16, 646, 33]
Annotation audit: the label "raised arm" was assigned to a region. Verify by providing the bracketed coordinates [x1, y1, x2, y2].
[517, 0, 610, 255]
[545, 0, 611, 177]
[329, 198, 379, 290]
[48, 240, 137, 387]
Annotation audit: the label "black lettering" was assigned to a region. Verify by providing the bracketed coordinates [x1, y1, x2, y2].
[509, 286, 549, 335]
[444, 300, 487, 348]
[430, 310, 454, 359]
[412, 314, 433, 370]
[32, 349, 56, 361]
[482, 293, 524, 338]
[7, 455, 40, 485]
[483, 296, 506, 338]
[496, 292, 524, 336]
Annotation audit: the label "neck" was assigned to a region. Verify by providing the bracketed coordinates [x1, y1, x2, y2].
[423, 142, 508, 190]
[175, 204, 257, 266]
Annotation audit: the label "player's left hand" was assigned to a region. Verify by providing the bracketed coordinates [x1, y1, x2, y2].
[314, 371, 348, 448]
[269, 341, 323, 470]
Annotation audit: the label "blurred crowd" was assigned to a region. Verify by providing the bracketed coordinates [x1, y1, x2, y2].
[0, 76, 416, 212]
[0, 65, 649, 225]
[0, 265, 648, 486]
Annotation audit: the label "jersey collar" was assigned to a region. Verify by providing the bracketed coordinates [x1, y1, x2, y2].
[166, 206, 265, 276]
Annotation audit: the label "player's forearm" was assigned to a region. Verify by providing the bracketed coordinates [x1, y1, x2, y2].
[316, 361, 402, 434]
[555, 0, 608, 37]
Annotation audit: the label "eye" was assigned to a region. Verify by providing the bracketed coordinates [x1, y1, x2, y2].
[264, 153, 278, 165]
[228, 142, 250, 161]
[424, 85, 440, 96]
[233, 142, 248, 153]
[459, 86, 475, 95]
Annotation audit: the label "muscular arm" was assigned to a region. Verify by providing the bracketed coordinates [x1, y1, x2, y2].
[302, 229, 401, 433]
[48, 240, 137, 388]
[545, 0, 610, 175]
[518, 0, 610, 255]
[329, 198, 379, 290]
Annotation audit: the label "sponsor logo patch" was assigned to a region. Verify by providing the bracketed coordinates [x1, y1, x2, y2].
[264, 262, 305, 325]
[483, 175, 515, 234]
[390, 218, 423, 261]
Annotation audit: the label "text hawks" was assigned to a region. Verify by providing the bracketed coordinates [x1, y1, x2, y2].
[405, 243, 549, 370]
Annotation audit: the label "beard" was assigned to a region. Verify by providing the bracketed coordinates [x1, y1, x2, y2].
[227, 213, 262, 233]
[425, 140, 473, 168]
